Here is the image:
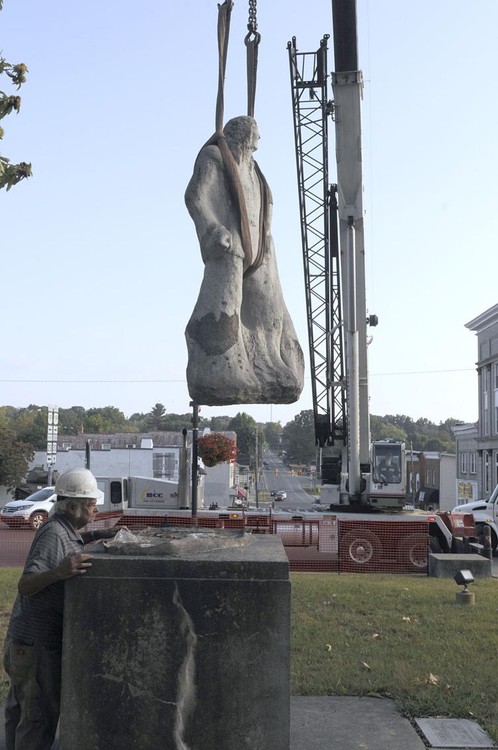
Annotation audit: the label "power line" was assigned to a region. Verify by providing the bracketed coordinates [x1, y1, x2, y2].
[0, 379, 186, 383]
[370, 368, 475, 377]
[0, 368, 475, 384]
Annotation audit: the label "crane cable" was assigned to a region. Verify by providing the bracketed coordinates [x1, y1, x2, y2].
[199, 0, 267, 278]
[245, 0, 261, 118]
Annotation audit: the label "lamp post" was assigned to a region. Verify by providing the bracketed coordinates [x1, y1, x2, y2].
[254, 430, 259, 508]
[190, 403, 199, 518]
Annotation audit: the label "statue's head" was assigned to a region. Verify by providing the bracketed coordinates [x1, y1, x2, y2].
[224, 116, 260, 154]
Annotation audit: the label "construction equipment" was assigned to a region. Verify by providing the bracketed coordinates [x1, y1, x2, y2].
[288, 0, 406, 510]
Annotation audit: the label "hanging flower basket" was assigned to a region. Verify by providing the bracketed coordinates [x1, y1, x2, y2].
[197, 433, 238, 468]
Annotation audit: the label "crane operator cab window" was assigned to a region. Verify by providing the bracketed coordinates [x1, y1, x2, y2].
[372, 444, 403, 485]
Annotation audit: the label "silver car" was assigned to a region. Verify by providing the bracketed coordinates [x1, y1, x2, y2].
[1, 487, 56, 529]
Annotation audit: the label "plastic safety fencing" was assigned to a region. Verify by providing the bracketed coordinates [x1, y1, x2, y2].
[0, 512, 430, 575]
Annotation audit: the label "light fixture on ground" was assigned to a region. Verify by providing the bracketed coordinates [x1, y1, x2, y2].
[454, 569, 475, 605]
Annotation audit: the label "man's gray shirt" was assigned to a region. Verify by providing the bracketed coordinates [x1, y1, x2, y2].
[7, 513, 84, 649]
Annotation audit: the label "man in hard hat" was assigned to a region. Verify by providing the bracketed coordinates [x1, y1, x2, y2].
[3, 467, 120, 750]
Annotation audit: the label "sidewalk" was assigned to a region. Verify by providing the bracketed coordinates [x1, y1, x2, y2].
[0, 695, 462, 750]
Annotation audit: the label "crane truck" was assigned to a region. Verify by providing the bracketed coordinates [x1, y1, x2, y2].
[288, 0, 409, 511]
[285, 0, 484, 568]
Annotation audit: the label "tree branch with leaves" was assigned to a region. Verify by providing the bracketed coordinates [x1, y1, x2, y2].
[0, 0, 32, 190]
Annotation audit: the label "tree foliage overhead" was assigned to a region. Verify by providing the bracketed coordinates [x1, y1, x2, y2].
[0, 1, 32, 190]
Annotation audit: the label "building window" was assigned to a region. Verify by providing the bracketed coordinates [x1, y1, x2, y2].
[460, 452, 468, 474]
[469, 452, 476, 474]
[101, 443, 111, 451]
[432, 470, 436, 486]
[484, 451, 490, 495]
[425, 469, 430, 485]
[482, 367, 489, 436]
[153, 452, 176, 479]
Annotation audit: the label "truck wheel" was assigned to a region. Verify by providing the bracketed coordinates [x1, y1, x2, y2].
[429, 536, 442, 553]
[340, 530, 381, 567]
[30, 511, 48, 530]
[398, 534, 428, 570]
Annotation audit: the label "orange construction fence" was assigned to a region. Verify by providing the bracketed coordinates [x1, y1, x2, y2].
[0, 511, 431, 575]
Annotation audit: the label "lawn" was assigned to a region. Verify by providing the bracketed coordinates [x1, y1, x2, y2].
[1, 569, 497, 743]
[292, 572, 498, 743]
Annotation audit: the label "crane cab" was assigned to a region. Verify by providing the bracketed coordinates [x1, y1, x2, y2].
[369, 440, 406, 509]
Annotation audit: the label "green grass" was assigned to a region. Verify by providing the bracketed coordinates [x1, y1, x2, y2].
[0, 569, 20, 703]
[291, 573, 498, 743]
[1, 569, 497, 743]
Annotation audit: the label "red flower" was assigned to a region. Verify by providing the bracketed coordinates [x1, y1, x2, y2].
[197, 433, 238, 467]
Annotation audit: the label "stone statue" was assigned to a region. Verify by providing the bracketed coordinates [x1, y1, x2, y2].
[185, 116, 304, 406]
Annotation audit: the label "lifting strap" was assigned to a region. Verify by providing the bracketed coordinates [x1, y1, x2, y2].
[199, 0, 266, 278]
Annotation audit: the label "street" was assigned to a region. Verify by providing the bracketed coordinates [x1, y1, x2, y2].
[258, 450, 317, 512]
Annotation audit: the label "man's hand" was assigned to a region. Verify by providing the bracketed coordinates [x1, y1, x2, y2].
[18, 552, 93, 596]
[57, 552, 93, 580]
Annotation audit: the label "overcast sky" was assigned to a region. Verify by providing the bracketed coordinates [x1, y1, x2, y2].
[1, 0, 496, 427]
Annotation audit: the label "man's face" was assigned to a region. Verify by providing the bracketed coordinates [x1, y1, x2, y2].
[68, 499, 98, 529]
[249, 124, 260, 152]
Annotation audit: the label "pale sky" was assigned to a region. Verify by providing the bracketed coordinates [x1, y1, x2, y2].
[2, 0, 496, 427]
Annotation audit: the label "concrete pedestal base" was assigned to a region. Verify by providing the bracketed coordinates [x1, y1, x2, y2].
[428, 553, 491, 578]
[60, 535, 290, 750]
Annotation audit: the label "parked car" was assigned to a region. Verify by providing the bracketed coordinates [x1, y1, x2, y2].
[274, 491, 287, 502]
[1, 486, 56, 530]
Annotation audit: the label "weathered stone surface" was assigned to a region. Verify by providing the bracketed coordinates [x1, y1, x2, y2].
[95, 526, 255, 557]
[414, 717, 495, 748]
[60, 535, 290, 750]
[185, 116, 304, 405]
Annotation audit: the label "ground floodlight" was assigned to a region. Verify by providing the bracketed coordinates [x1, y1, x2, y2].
[454, 570, 476, 606]
[454, 569, 475, 590]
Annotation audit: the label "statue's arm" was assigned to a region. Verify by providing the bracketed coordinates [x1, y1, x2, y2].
[185, 146, 233, 263]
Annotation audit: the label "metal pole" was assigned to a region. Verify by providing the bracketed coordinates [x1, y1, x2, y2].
[255, 430, 259, 508]
[190, 403, 199, 518]
[178, 428, 189, 509]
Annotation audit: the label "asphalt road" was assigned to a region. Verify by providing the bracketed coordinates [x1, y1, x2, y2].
[259, 450, 317, 512]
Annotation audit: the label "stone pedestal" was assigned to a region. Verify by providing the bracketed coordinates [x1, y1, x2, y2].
[60, 535, 290, 750]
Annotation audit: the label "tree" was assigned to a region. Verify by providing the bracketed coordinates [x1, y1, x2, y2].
[227, 412, 261, 464]
[162, 413, 195, 432]
[144, 403, 167, 431]
[370, 416, 407, 443]
[264, 422, 282, 451]
[0, 422, 33, 489]
[83, 406, 129, 434]
[281, 410, 316, 464]
[209, 415, 232, 431]
[0, 1, 31, 190]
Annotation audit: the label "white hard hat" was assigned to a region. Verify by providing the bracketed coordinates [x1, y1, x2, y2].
[55, 467, 104, 501]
